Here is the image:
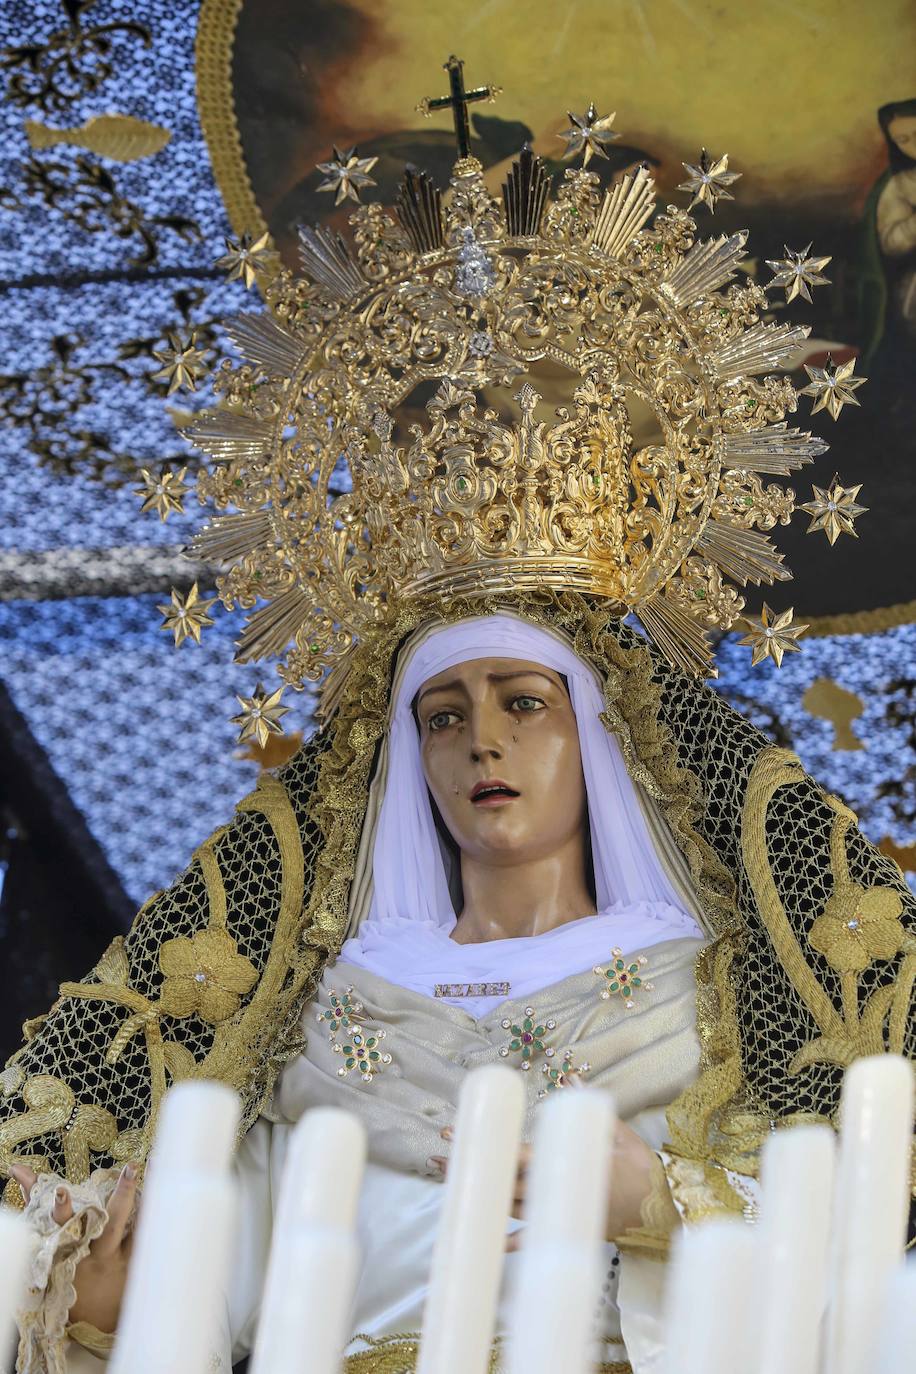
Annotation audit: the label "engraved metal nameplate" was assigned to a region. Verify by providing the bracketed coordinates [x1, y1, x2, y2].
[434, 981, 511, 999]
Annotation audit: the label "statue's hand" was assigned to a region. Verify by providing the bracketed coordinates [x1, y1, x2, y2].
[11, 1161, 138, 1335]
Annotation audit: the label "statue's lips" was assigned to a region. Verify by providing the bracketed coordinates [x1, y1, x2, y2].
[470, 782, 520, 806]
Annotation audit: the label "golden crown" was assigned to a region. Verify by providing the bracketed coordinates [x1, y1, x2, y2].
[141, 58, 867, 734]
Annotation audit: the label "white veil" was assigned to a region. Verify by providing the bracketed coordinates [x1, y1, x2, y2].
[337, 614, 703, 1007]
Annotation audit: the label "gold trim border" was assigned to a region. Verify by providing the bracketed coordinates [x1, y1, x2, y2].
[195, 0, 267, 239]
[800, 598, 916, 639]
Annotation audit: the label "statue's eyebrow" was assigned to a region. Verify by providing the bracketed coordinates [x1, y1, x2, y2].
[416, 669, 558, 707]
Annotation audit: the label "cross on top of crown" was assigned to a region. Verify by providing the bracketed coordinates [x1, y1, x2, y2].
[416, 54, 502, 159]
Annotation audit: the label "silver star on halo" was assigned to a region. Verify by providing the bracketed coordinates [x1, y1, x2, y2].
[678, 149, 741, 213]
[215, 231, 276, 289]
[766, 244, 832, 303]
[800, 475, 867, 545]
[134, 466, 189, 521]
[152, 330, 209, 395]
[157, 582, 217, 647]
[737, 604, 809, 668]
[316, 145, 379, 206]
[557, 103, 619, 167]
[800, 355, 867, 421]
[231, 683, 290, 748]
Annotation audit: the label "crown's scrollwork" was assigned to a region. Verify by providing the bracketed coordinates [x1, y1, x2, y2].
[144, 59, 865, 725]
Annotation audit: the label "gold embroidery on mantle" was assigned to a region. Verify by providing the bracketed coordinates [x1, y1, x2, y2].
[742, 748, 916, 1075]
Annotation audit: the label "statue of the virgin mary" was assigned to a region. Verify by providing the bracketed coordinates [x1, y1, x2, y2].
[2, 73, 913, 1374]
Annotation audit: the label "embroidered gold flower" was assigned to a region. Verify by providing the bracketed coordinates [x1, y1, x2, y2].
[159, 929, 258, 1022]
[808, 881, 905, 973]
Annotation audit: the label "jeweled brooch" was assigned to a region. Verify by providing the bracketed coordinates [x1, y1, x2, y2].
[593, 949, 653, 1008]
[498, 1006, 558, 1071]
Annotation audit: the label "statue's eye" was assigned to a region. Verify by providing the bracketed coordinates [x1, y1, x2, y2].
[428, 710, 458, 732]
[512, 695, 544, 712]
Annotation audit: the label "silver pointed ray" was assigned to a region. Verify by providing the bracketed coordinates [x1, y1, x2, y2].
[396, 166, 444, 254]
[709, 321, 810, 379]
[660, 231, 748, 306]
[298, 224, 366, 300]
[590, 165, 656, 259]
[183, 412, 273, 462]
[189, 511, 274, 563]
[723, 423, 829, 476]
[638, 594, 716, 679]
[502, 146, 551, 238]
[224, 313, 305, 377]
[235, 586, 312, 662]
[696, 519, 792, 585]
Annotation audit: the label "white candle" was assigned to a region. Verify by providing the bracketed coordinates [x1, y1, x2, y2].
[823, 1055, 914, 1374]
[417, 1064, 525, 1374]
[504, 1242, 601, 1374]
[506, 1088, 616, 1374]
[520, 1086, 615, 1251]
[663, 1220, 758, 1374]
[250, 1224, 359, 1374]
[110, 1081, 241, 1374]
[275, 1105, 366, 1229]
[250, 1108, 366, 1374]
[147, 1078, 240, 1176]
[873, 1260, 916, 1374]
[756, 1124, 836, 1374]
[110, 1171, 238, 1374]
[0, 1207, 33, 1371]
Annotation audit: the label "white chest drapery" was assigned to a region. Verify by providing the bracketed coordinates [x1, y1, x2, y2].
[212, 927, 707, 1372]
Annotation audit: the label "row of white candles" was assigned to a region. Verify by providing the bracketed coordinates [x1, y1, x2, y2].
[0, 1054, 913, 1374]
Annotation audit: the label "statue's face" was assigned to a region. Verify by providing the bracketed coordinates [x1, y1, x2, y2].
[416, 657, 588, 866]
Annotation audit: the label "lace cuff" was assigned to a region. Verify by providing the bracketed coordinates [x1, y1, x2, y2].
[662, 1151, 759, 1225]
[65, 1324, 115, 1358]
[16, 1169, 121, 1374]
[614, 1151, 682, 1261]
